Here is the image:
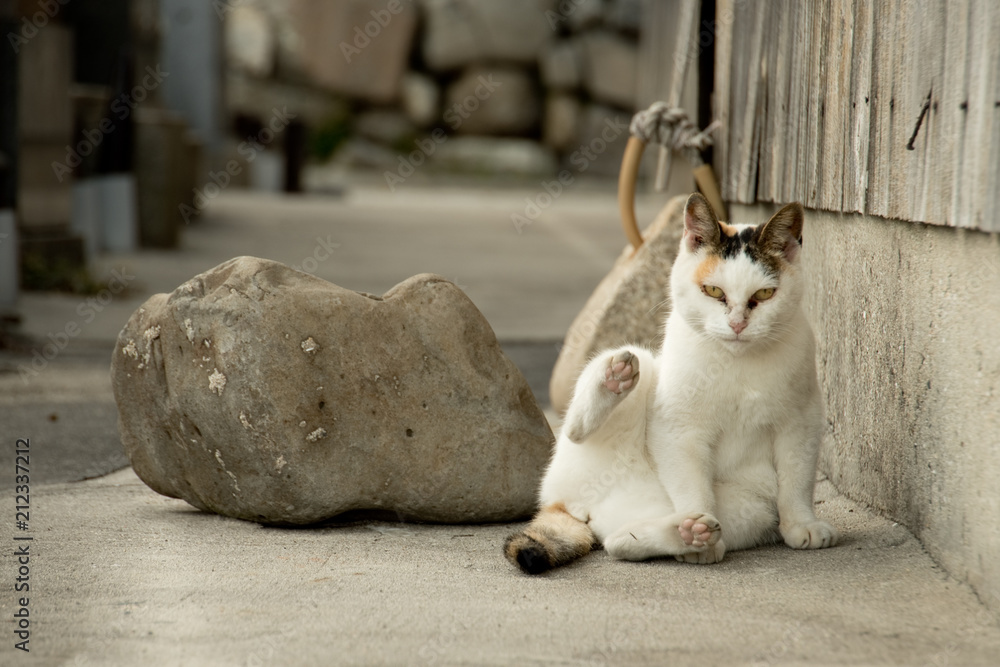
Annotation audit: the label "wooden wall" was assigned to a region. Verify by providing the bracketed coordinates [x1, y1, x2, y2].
[714, 0, 1000, 232]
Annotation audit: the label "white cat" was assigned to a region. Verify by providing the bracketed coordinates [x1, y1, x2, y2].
[505, 193, 838, 574]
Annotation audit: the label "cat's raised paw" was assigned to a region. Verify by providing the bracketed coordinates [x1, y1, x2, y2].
[603, 351, 639, 395]
[781, 520, 838, 549]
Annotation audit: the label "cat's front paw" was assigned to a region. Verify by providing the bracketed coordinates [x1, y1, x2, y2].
[781, 520, 838, 549]
[603, 351, 639, 395]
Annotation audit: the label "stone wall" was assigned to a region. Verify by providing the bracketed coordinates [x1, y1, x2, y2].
[223, 0, 642, 177]
[732, 202, 1000, 615]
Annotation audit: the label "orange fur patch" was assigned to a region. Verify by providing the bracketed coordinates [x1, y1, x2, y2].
[694, 254, 721, 285]
[719, 221, 739, 237]
[545, 502, 570, 516]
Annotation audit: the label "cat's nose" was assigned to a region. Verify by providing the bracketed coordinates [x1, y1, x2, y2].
[730, 320, 748, 334]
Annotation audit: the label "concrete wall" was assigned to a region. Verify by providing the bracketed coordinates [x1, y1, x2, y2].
[732, 203, 1000, 614]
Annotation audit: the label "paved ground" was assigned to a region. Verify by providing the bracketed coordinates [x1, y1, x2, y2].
[7, 469, 1000, 667]
[2, 180, 999, 665]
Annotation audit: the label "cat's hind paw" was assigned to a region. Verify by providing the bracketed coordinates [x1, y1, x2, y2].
[678, 514, 721, 548]
[603, 351, 639, 395]
[603, 513, 725, 563]
[675, 539, 726, 564]
[562, 348, 645, 443]
[781, 520, 838, 549]
[675, 513, 726, 564]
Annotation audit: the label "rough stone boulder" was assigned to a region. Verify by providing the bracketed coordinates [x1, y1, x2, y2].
[289, 0, 418, 103]
[111, 257, 554, 525]
[421, 0, 556, 71]
[446, 67, 540, 136]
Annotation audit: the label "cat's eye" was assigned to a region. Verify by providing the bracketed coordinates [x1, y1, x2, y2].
[753, 288, 776, 301]
[703, 285, 725, 300]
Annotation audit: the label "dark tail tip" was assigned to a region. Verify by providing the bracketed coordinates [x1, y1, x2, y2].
[504, 533, 552, 575]
[516, 543, 552, 575]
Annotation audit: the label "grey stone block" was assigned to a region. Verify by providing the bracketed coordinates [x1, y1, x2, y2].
[444, 68, 540, 136]
[290, 0, 418, 103]
[540, 40, 583, 90]
[422, 0, 556, 70]
[580, 30, 638, 109]
[112, 258, 555, 524]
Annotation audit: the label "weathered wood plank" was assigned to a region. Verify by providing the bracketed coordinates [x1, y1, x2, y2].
[635, 0, 702, 193]
[887, 0, 912, 221]
[781, 1, 812, 205]
[716, 0, 996, 232]
[723, 0, 751, 202]
[755, 0, 774, 201]
[887, 0, 918, 221]
[844, 0, 874, 214]
[750, 45, 766, 205]
[818, 0, 854, 212]
[990, 10, 1000, 232]
[802, 0, 830, 209]
[926, 0, 967, 225]
[905, 0, 945, 223]
[759, 0, 793, 204]
[943, 3, 972, 226]
[959, 0, 999, 230]
[734, 1, 768, 203]
[866, 0, 899, 218]
[712, 0, 734, 205]
[668, 0, 701, 107]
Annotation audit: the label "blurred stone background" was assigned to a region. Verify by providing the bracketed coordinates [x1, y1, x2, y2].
[3, 0, 696, 304]
[224, 0, 642, 179]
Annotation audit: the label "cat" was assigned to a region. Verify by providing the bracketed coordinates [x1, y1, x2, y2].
[505, 193, 838, 574]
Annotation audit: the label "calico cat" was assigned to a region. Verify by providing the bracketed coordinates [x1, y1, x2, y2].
[505, 193, 837, 574]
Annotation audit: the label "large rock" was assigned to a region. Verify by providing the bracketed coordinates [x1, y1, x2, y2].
[112, 257, 554, 524]
[444, 67, 540, 136]
[289, 0, 418, 103]
[422, 0, 556, 70]
[540, 40, 583, 90]
[549, 195, 685, 414]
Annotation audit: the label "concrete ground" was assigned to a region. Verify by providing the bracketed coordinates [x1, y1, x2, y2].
[2, 179, 999, 666]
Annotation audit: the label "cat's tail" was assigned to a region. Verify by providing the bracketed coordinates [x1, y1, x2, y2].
[503, 502, 595, 575]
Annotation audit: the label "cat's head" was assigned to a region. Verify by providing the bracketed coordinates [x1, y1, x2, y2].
[670, 193, 805, 353]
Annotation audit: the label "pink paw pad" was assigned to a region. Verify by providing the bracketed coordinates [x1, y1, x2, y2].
[603, 352, 639, 395]
[678, 517, 719, 547]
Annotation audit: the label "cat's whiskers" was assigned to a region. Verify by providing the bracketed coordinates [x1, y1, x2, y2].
[647, 297, 672, 319]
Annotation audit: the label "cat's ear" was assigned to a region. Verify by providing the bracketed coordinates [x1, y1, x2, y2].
[684, 193, 721, 252]
[758, 202, 804, 262]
